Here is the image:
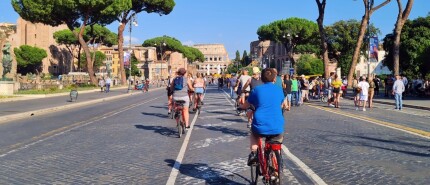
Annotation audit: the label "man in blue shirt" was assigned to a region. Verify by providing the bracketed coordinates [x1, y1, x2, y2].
[239, 68, 285, 165]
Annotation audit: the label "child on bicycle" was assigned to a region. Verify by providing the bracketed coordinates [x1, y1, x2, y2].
[238, 68, 285, 166]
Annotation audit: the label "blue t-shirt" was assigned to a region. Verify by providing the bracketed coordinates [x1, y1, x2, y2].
[247, 83, 285, 135]
[274, 76, 283, 89]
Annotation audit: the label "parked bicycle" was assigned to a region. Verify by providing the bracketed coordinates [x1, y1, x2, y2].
[250, 135, 283, 185]
[173, 100, 186, 138]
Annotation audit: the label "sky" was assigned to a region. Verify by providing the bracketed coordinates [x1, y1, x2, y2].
[1, 0, 429, 59]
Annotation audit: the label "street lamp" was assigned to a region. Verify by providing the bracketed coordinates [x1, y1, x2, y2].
[127, 14, 138, 93]
[266, 55, 274, 69]
[367, 0, 374, 79]
[283, 32, 298, 75]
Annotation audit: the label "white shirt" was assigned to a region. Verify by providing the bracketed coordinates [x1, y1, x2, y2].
[393, 79, 405, 94]
[239, 75, 252, 92]
[358, 81, 369, 96]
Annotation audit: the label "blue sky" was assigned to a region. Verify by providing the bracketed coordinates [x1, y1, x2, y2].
[1, 0, 429, 58]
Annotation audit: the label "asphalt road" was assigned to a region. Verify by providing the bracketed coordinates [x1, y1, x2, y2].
[0, 86, 429, 184]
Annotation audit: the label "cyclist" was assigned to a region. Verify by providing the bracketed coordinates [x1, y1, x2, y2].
[167, 75, 174, 115]
[170, 68, 194, 129]
[242, 67, 263, 128]
[234, 68, 251, 107]
[239, 68, 285, 166]
[192, 73, 205, 111]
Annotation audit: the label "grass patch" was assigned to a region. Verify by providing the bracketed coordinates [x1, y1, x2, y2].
[0, 95, 15, 99]
[16, 84, 98, 95]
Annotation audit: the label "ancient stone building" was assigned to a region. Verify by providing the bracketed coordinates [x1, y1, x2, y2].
[192, 44, 230, 75]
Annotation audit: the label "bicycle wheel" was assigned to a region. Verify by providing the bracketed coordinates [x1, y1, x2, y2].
[177, 113, 183, 138]
[268, 150, 282, 185]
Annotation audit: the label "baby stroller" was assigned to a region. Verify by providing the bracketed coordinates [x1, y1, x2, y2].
[135, 83, 144, 90]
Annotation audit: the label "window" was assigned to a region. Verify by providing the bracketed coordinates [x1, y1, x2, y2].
[214, 57, 217, 61]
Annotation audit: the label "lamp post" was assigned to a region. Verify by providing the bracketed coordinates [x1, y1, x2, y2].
[367, 0, 374, 79]
[266, 55, 274, 69]
[127, 15, 138, 93]
[283, 32, 298, 75]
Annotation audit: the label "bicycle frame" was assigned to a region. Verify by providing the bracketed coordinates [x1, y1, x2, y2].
[257, 137, 282, 183]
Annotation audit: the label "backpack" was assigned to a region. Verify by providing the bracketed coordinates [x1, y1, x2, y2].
[324, 78, 330, 89]
[173, 76, 184, 90]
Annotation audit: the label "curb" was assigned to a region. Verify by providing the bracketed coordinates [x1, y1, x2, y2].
[0, 87, 165, 124]
[0, 86, 130, 103]
[346, 96, 430, 111]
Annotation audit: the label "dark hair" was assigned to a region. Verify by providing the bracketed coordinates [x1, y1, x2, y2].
[262, 68, 277, 82]
[330, 72, 335, 76]
[334, 74, 338, 79]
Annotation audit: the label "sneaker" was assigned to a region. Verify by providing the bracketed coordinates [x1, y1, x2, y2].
[247, 123, 251, 128]
[247, 152, 258, 166]
[329, 104, 335, 107]
[168, 110, 171, 115]
[356, 107, 359, 111]
[363, 108, 366, 112]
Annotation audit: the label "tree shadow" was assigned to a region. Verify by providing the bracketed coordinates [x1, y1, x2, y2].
[218, 117, 246, 123]
[141, 112, 168, 119]
[194, 125, 249, 137]
[149, 105, 168, 110]
[315, 130, 430, 157]
[164, 159, 250, 184]
[134, 125, 178, 138]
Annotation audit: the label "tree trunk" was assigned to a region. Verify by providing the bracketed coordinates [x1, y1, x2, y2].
[118, 22, 126, 85]
[347, 13, 368, 87]
[316, 0, 330, 78]
[347, 0, 391, 87]
[77, 45, 82, 72]
[393, 0, 414, 76]
[72, 19, 97, 85]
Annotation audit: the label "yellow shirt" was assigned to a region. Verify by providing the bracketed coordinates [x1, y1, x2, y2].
[332, 79, 342, 88]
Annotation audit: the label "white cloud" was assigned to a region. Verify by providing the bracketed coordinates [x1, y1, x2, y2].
[123, 36, 140, 45]
[182, 40, 195, 46]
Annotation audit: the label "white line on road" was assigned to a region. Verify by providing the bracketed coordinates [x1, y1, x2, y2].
[0, 97, 161, 158]
[166, 110, 200, 185]
[221, 89, 327, 185]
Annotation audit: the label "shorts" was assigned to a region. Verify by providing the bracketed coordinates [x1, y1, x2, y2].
[360, 95, 368, 101]
[250, 132, 283, 147]
[333, 87, 340, 93]
[173, 96, 190, 107]
[167, 90, 173, 97]
[284, 94, 292, 102]
[241, 91, 250, 97]
[195, 87, 204, 94]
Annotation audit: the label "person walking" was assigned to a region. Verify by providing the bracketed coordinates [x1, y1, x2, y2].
[229, 74, 238, 99]
[352, 76, 359, 107]
[291, 75, 299, 106]
[368, 76, 375, 108]
[326, 72, 335, 107]
[393, 75, 405, 110]
[283, 75, 292, 111]
[98, 78, 105, 92]
[105, 77, 112, 93]
[357, 76, 370, 111]
[331, 74, 342, 108]
[300, 75, 309, 103]
[374, 75, 380, 96]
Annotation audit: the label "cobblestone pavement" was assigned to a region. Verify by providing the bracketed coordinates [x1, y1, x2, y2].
[1, 85, 429, 184]
[285, 99, 430, 185]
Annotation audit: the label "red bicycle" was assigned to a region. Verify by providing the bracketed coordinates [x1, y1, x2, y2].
[250, 134, 283, 185]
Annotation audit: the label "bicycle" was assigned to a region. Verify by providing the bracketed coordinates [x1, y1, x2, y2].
[173, 100, 186, 138]
[250, 135, 283, 185]
[320, 89, 328, 103]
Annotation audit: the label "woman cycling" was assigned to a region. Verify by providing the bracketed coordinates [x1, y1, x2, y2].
[193, 73, 206, 111]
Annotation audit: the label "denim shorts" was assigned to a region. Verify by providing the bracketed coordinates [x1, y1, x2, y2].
[285, 94, 292, 102]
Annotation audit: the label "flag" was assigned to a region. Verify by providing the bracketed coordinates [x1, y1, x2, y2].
[369, 37, 379, 62]
[124, 52, 131, 67]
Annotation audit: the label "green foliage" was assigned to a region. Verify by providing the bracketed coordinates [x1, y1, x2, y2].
[130, 53, 141, 77]
[257, 17, 320, 54]
[143, 36, 204, 62]
[325, 19, 380, 76]
[41, 73, 53, 80]
[297, 54, 324, 75]
[226, 61, 243, 74]
[53, 29, 79, 46]
[235, 50, 241, 61]
[80, 51, 106, 70]
[86, 24, 118, 46]
[242, 50, 248, 65]
[14, 45, 47, 75]
[129, 0, 175, 15]
[383, 15, 430, 78]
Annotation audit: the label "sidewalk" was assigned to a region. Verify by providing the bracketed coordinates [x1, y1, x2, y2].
[0, 86, 165, 123]
[345, 90, 430, 111]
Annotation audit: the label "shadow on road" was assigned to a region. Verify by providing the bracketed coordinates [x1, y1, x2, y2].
[317, 130, 430, 157]
[164, 159, 249, 184]
[149, 105, 168, 110]
[194, 125, 248, 137]
[141, 112, 169, 119]
[134, 125, 178, 138]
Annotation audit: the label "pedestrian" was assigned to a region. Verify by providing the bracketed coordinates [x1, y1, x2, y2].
[300, 75, 309, 103]
[229, 74, 238, 99]
[105, 77, 112, 93]
[352, 76, 359, 107]
[145, 78, 150, 92]
[357, 76, 370, 111]
[401, 74, 408, 98]
[331, 74, 342, 108]
[98, 78, 105, 92]
[341, 76, 348, 98]
[368, 76, 375, 108]
[326, 72, 335, 107]
[283, 75, 292, 111]
[291, 75, 299, 106]
[374, 75, 380, 96]
[393, 75, 405, 110]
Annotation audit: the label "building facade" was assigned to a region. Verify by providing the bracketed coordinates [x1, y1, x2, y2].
[11, 17, 71, 75]
[355, 50, 391, 77]
[192, 44, 230, 75]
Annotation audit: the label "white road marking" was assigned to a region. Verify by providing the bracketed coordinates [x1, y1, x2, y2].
[178, 157, 248, 185]
[190, 135, 247, 149]
[221, 89, 327, 185]
[166, 110, 200, 185]
[0, 97, 161, 158]
[193, 121, 238, 130]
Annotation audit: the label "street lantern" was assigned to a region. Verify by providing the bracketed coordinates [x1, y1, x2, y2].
[127, 14, 138, 93]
